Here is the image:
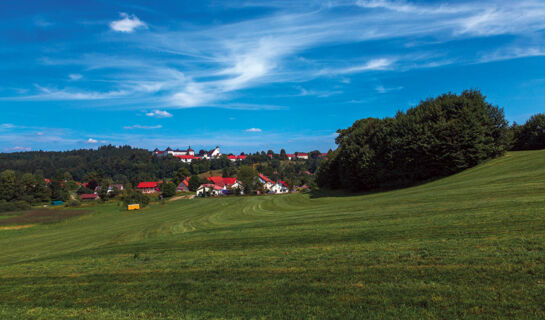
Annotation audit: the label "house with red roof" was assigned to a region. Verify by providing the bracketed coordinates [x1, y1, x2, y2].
[296, 152, 309, 160]
[175, 154, 198, 163]
[206, 176, 241, 190]
[137, 181, 162, 194]
[286, 154, 295, 160]
[80, 193, 99, 200]
[177, 177, 190, 192]
[227, 154, 248, 162]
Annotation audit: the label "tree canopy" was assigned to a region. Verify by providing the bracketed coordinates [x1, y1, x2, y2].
[317, 90, 511, 191]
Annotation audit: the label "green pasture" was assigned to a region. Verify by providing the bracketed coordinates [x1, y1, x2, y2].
[0, 150, 544, 319]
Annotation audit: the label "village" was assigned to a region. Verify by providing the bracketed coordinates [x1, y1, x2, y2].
[71, 146, 324, 201]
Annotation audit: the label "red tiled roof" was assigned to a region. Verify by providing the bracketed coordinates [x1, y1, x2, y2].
[286, 154, 295, 157]
[227, 155, 237, 159]
[297, 153, 308, 156]
[278, 180, 289, 187]
[237, 155, 247, 159]
[206, 177, 238, 187]
[175, 155, 197, 159]
[222, 177, 237, 185]
[137, 182, 158, 188]
[80, 193, 98, 199]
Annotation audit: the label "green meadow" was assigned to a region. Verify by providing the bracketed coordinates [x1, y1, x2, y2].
[1, 150, 544, 319]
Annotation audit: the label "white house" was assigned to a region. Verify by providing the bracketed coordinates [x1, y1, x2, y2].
[196, 184, 223, 197]
[200, 146, 221, 159]
[271, 180, 289, 194]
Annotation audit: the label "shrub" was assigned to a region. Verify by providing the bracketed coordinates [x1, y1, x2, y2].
[65, 199, 81, 207]
[0, 200, 31, 213]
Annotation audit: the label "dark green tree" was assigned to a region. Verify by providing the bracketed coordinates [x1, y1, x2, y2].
[187, 175, 202, 192]
[162, 182, 177, 198]
[237, 165, 257, 194]
[512, 113, 545, 150]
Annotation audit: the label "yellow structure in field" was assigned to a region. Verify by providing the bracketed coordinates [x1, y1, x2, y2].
[128, 204, 140, 211]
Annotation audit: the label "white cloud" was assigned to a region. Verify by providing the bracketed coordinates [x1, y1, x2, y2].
[3, 146, 31, 152]
[87, 138, 98, 143]
[110, 13, 147, 33]
[69, 74, 82, 81]
[145, 110, 173, 118]
[123, 125, 163, 130]
[245, 128, 262, 132]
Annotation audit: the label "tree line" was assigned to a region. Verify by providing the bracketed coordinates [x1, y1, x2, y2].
[317, 90, 544, 191]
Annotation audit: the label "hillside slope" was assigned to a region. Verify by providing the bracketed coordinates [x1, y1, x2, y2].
[0, 150, 544, 319]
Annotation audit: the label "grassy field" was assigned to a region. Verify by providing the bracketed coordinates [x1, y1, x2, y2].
[0, 150, 544, 319]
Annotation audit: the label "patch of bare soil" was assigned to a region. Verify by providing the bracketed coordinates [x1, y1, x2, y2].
[0, 209, 90, 226]
[168, 195, 195, 201]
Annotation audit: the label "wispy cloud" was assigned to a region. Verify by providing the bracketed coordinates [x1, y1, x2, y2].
[145, 110, 173, 118]
[123, 124, 163, 130]
[375, 85, 403, 94]
[0, 123, 16, 129]
[245, 128, 262, 132]
[69, 74, 82, 81]
[4, 0, 545, 111]
[479, 46, 545, 63]
[319, 58, 395, 76]
[86, 138, 98, 143]
[110, 13, 147, 33]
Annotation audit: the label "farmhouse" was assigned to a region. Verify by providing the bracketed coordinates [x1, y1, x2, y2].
[286, 154, 295, 160]
[206, 176, 242, 190]
[137, 181, 161, 194]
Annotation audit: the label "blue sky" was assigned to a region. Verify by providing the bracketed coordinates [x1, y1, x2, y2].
[1, 0, 544, 153]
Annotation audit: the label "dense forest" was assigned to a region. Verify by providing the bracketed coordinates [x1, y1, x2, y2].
[317, 90, 544, 191]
